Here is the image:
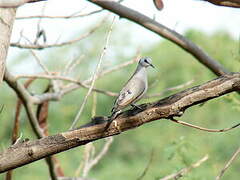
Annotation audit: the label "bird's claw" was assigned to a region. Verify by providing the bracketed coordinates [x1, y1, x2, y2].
[131, 104, 143, 110]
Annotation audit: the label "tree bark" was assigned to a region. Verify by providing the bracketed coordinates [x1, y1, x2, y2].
[0, 8, 16, 85]
[0, 72, 240, 173]
[203, 0, 240, 8]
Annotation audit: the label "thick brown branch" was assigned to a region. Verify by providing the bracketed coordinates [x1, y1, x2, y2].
[87, 0, 228, 76]
[0, 0, 46, 8]
[202, 0, 240, 8]
[0, 73, 240, 173]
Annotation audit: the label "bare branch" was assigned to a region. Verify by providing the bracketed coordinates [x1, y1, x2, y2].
[56, 53, 139, 101]
[0, 0, 46, 8]
[70, 16, 115, 130]
[5, 78, 36, 180]
[137, 149, 154, 180]
[170, 118, 240, 133]
[3, 70, 44, 138]
[216, 146, 240, 180]
[16, 9, 103, 20]
[15, 74, 118, 98]
[30, 50, 50, 74]
[202, 0, 240, 8]
[146, 80, 194, 98]
[0, 73, 240, 172]
[10, 19, 105, 49]
[160, 155, 209, 180]
[82, 137, 113, 177]
[87, 0, 228, 76]
[62, 54, 85, 76]
[24, 53, 139, 104]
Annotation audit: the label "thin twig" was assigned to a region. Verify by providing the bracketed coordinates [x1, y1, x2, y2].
[60, 53, 139, 96]
[0, 0, 46, 8]
[137, 149, 154, 180]
[62, 54, 85, 76]
[22, 52, 139, 104]
[69, 16, 115, 130]
[146, 80, 194, 98]
[170, 118, 240, 133]
[91, 92, 97, 118]
[160, 155, 209, 180]
[30, 50, 61, 92]
[10, 19, 105, 49]
[82, 137, 114, 177]
[16, 74, 118, 101]
[216, 147, 240, 180]
[74, 92, 98, 177]
[30, 50, 50, 74]
[16, 9, 103, 20]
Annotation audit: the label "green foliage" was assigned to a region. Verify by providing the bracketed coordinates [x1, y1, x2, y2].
[0, 26, 240, 180]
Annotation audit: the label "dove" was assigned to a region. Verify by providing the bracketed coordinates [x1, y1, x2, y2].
[110, 57, 155, 119]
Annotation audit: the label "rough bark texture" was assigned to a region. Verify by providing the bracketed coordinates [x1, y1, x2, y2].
[0, 8, 16, 85]
[203, 0, 240, 8]
[0, 73, 240, 173]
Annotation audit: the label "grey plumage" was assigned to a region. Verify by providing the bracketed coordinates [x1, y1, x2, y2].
[111, 57, 155, 119]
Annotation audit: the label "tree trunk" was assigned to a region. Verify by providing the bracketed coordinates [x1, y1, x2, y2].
[0, 8, 16, 85]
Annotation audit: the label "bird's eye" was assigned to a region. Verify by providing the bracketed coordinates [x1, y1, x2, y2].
[144, 59, 148, 63]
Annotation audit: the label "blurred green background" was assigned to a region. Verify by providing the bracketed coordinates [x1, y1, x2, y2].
[0, 22, 240, 180]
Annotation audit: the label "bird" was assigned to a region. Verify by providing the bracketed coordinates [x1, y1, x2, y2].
[110, 57, 155, 120]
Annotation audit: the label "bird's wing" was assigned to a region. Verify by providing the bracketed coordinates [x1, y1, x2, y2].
[113, 78, 146, 110]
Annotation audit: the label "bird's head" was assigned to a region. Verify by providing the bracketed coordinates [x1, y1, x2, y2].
[139, 57, 155, 68]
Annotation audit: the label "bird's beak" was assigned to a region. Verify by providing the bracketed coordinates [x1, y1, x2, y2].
[150, 63, 155, 68]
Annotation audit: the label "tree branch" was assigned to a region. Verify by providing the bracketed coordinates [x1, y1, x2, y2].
[0, 8, 16, 85]
[202, 0, 240, 8]
[3, 69, 44, 138]
[16, 9, 103, 20]
[0, 73, 240, 173]
[160, 155, 209, 180]
[0, 0, 46, 8]
[87, 0, 228, 76]
[10, 19, 104, 49]
[216, 146, 240, 180]
[70, 16, 115, 129]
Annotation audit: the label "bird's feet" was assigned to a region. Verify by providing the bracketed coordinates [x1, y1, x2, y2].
[109, 110, 122, 121]
[131, 104, 143, 110]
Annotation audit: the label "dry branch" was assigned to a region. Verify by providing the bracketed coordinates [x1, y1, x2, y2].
[16, 10, 103, 20]
[202, 0, 240, 8]
[70, 17, 115, 129]
[3, 70, 44, 138]
[88, 0, 228, 76]
[0, 8, 16, 85]
[160, 155, 209, 180]
[10, 19, 104, 49]
[216, 146, 240, 180]
[25, 54, 138, 104]
[1, 72, 240, 173]
[0, 0, 46, 8]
